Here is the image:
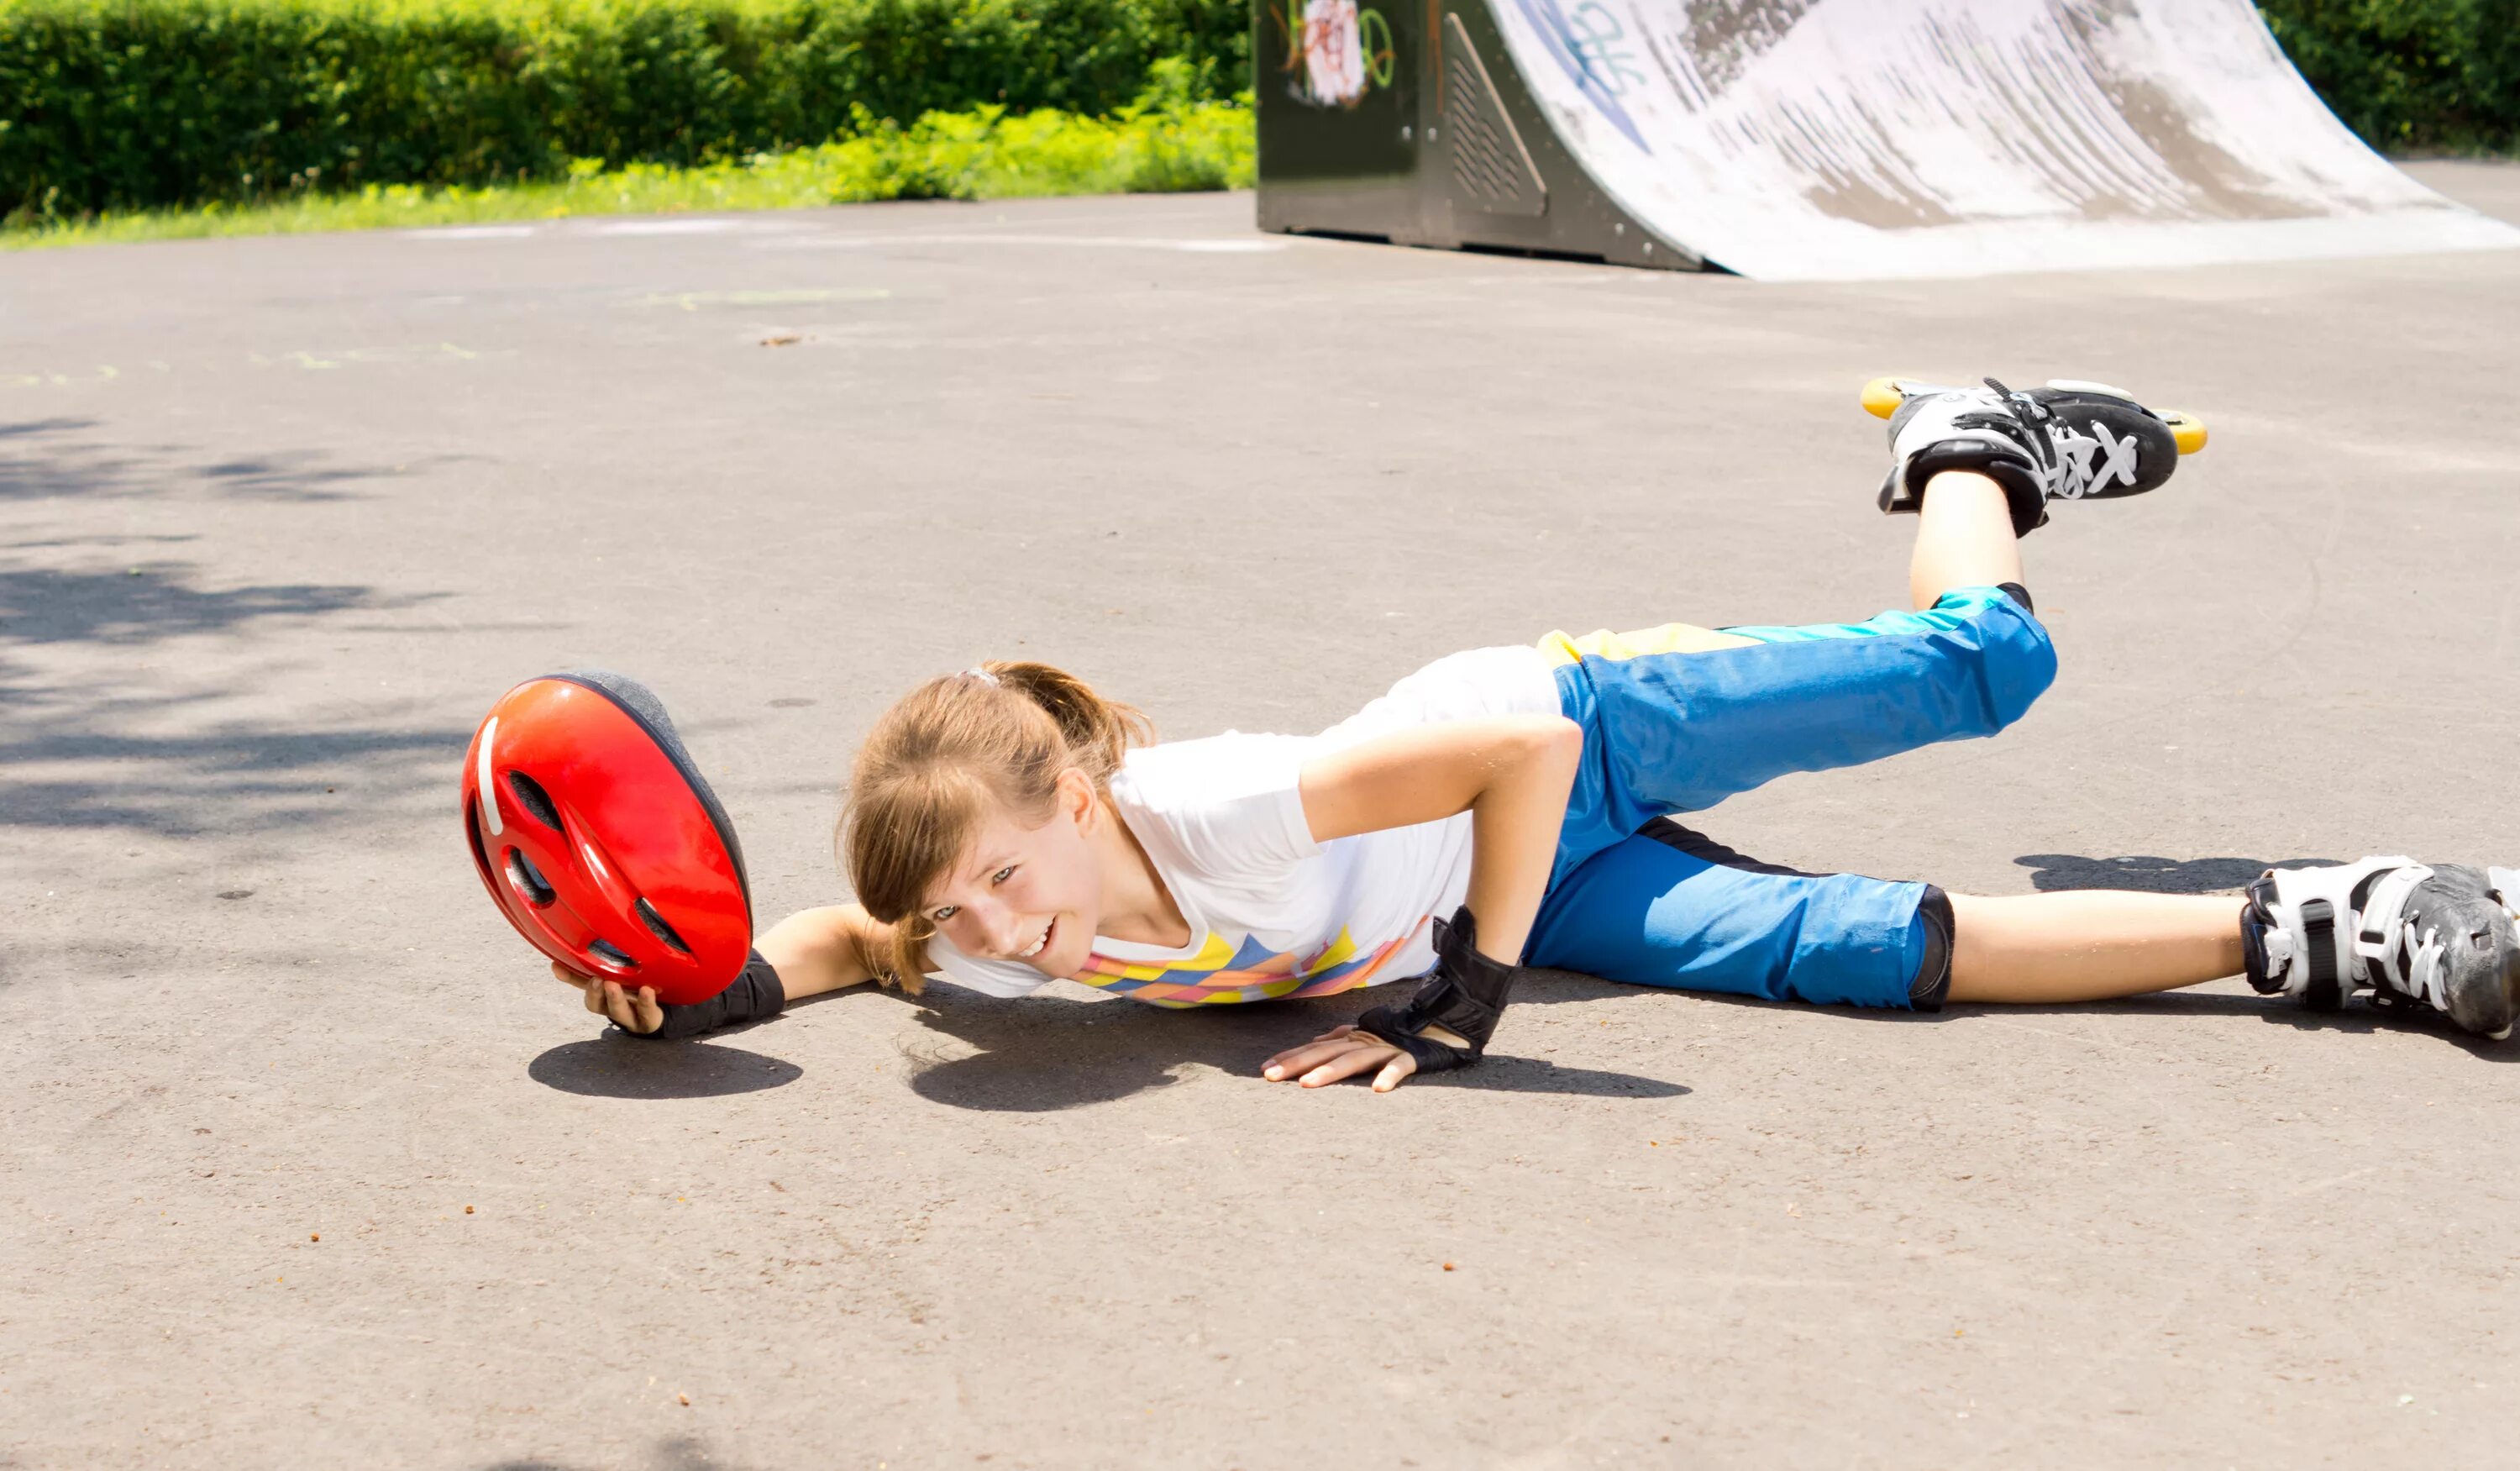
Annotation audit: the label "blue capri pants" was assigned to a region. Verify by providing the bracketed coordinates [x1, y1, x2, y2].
[1520, 586, 2055, 1010]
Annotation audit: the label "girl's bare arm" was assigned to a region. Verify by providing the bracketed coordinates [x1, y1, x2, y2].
[559, 902, 895, 1034]
[753, 902, 896, 1000]
[1296, 713, 1583, 964]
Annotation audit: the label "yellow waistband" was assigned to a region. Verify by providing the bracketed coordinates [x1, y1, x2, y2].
[1536, 621, 1761, 669]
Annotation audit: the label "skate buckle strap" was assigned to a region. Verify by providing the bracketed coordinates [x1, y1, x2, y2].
[1984, 377, 2047, 424]
[2353, 863, 2449, 1013]
[2489, 867, 2520, 922]
[2258, 856, 2418, 1007]
[1352, 907, 1519, 1074]
[2298, 896, 2341, 1006]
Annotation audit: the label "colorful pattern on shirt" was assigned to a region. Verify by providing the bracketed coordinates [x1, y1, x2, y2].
[1075, 917, 1431, 1007]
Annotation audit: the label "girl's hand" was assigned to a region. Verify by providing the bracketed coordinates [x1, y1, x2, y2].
[553, 961, 664, 1036]
[1261, 1024, 1419, 1093]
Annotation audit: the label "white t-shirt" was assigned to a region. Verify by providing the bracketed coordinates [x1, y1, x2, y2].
[928, 644, 1562, 1006]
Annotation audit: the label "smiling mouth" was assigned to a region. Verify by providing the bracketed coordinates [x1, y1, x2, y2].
[1015, 917, 1054, 961]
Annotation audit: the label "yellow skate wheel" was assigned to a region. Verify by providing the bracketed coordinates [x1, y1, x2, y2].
[1860, 376, 1906, 420]
[2161, 412, 2208, 454]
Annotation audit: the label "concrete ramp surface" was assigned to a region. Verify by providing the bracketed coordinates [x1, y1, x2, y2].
[1256, 0, 2520, 279]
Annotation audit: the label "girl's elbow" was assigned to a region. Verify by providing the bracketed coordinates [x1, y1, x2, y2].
[1530, 713, 1586, 776]
[1545, 712, 1584, 755]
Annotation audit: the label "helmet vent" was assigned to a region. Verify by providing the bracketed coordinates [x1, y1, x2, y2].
[636, 899, 693, 954]
[506, 848, 557, 907]
[505, 770, 564, 832]
[586, 938, 638, 970]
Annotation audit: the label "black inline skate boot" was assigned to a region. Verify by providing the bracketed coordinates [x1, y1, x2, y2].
[1863, 376, 2208, 537]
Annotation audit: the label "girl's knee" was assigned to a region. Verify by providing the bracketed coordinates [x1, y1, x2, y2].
[1957, 592, 2056, 731]
[1753, 880, 1950, 1011]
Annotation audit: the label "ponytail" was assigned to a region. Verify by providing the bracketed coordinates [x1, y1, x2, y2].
[977, 661, 1147, 786]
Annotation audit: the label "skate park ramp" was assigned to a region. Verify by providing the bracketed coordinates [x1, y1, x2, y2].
[1254, 0, 2520, 279]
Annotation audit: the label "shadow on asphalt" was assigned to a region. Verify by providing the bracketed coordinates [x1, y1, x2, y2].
[0, 562, 403, 645]
[527, 1035, 804, 1098]
[1946, 990, 2520, 1060]
[0, 416, 93, 437]
[1520, 957, 2520, 1062]
[2013, 852, 2345, 894]
[517, 975, 1692, 1108]
[1, 713, 471, 835]
[517, 921, 2520, 1105]
[0, 413, 452, 503]
[879, 970, 1688, 1111]
[484, 1435, 736, 1471]
[0, 556, 469, 833]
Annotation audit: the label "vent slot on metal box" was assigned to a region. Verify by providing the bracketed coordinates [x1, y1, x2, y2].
[1443, 14, 1546, 218]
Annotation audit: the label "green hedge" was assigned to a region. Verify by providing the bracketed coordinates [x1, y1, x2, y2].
[2260, 1, 2520, 154]
[0, 0, 1248, 218]
[9, 96, 1257, 248]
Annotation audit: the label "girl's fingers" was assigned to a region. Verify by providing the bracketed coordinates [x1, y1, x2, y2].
[563, 969, 657, 1036]
[1263, 1037, 1368, 1080]
[1371, 1053, 1418, 1093]
[1262, 1030, 1347, 1073]
[1300, 1047, 1390, 1088]
[1263, 1025, 1378, 1076]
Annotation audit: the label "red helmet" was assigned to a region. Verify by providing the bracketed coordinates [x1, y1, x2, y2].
[459, 670, 751, 1005]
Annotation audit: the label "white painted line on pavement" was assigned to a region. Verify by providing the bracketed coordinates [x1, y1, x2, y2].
[754, 232, 1289, 254]
[587, 218, 749, 236]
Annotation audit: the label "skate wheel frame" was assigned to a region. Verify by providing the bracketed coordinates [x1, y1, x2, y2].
[2161, 412, 2208, 454]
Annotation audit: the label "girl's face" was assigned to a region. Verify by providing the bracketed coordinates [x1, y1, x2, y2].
[920, 769, 1103, 977]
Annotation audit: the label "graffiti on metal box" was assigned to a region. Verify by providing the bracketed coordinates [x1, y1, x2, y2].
[1271, 0, 1398, 108]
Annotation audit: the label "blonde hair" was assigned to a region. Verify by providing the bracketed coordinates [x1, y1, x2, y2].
[842, 661, 1152, 990]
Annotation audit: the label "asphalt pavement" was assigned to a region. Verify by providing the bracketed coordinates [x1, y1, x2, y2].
[5, 164, 2520, 1468]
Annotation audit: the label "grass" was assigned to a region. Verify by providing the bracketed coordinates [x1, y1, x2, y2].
[3, 96, 1254, 250]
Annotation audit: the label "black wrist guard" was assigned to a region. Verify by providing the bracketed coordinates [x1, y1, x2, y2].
[1352, 906, 1520, 1073]
[628, 949, 787, 1040]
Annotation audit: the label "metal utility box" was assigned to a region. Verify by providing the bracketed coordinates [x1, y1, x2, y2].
[1252, 0, 1703, 271]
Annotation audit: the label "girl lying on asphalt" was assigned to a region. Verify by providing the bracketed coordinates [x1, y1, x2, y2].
[496, 376, 2518, 1086]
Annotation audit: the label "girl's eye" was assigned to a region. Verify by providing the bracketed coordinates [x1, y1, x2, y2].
[990, 866, 1016, 885]
[932, 905, 958, 922]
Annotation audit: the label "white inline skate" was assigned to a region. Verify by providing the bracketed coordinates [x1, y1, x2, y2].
[2243, 859, 2520, 1039]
